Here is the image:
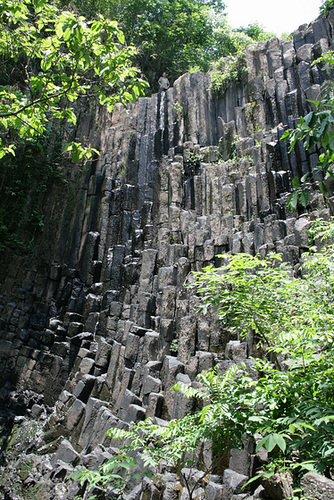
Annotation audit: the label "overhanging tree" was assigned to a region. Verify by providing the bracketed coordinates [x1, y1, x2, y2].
[0, 0, 148, 252]
[60, 0, 228, 89]
[0, 0, 148, 159]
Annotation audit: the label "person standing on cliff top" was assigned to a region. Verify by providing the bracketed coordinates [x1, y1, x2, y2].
[158, 72, 170, 92]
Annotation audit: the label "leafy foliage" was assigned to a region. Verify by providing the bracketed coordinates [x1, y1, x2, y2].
[70, 452, 149, 499]
[108, 364, 261, 498]
[58, 0, 276, 91]
[0, 0, 148, 159]
[188, 223, 334, 477]
[0, 0, 148, 252]
[210, 50, 247, 92]
[307, 215, 334, 242]
[184, 151, 202, 177]
[286, 175, 310, 211]
[320, 0, 334, 16]
[209, 23, 274, 93]
[116, 0, 226, 90]
[104, 220, 334, 493]
[281, 51, 334, 200]
[59, 0, 227, 90]
[234, 22, 275, 42]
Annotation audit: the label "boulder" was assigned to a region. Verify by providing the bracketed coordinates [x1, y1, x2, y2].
[261, 472, 293, 500]
[53, 439, 80, 465]
[301, 472, 334, 500]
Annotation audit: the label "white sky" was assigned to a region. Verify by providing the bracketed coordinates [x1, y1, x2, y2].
[224, 0, 324, 36]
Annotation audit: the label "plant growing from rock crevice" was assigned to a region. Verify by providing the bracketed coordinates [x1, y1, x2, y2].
[210, 51, 248, 93]
[184, 151, 202, 177]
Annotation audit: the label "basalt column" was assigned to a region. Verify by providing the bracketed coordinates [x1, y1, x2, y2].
[0, 9, 334, 500]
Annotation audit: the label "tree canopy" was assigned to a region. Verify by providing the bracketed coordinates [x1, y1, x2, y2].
[0, 0, 148, 159]
[60, 0, 227, 89]
[58, 0, 279, 90]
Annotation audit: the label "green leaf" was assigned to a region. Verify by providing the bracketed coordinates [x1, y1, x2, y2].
[300, 173, 309, 184]
[323, 447, 334, 457]
[132, 473, 142, 480]
[90, 20, 103, 34]
[257, 433, 286, 453]
[32, 0, 46, 12]
[303, 111, 314, 126]
[291, 176, 300, 189]
[65, 109, 77, 125]
[287, 191, 298, 210]
[301, 463, 317, 471]
[298, 190, 310, 208]
[117, 30, 125, 44]
[132, 85, 141, 100]
[55, 22, 63, 37]
[322, 132, 329, 148]
[280, 130, 291, 140]
[40, 59, 51, 71]
[307, 99, 321, 106]
[8, 144, 16, 156]
[63, 27, 72, 41]
[319, 181, 328, 196]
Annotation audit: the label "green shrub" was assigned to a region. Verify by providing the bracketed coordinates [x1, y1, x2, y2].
[184, 151, 202, 177]
[107, 219, 334, 493]
[210, 51, 248, 92]
[320, 0, 334, 16]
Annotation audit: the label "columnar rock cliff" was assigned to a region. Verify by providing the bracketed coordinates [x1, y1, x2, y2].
[1, 9, 334, 500]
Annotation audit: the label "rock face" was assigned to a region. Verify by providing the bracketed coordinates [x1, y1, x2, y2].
[0, 9, 334, 500]
[300, 472, 334, 500]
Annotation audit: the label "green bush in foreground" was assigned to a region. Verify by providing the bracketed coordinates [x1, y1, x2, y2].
[101, 219, 334, 498]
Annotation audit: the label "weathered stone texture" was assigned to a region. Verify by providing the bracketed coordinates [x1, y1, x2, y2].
[301, 472, 334, 500]
[0, 9, 334, 500]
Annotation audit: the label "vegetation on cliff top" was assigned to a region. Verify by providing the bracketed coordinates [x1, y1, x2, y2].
[320, 0, 334, 16]
[58, 0, 276, 91]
